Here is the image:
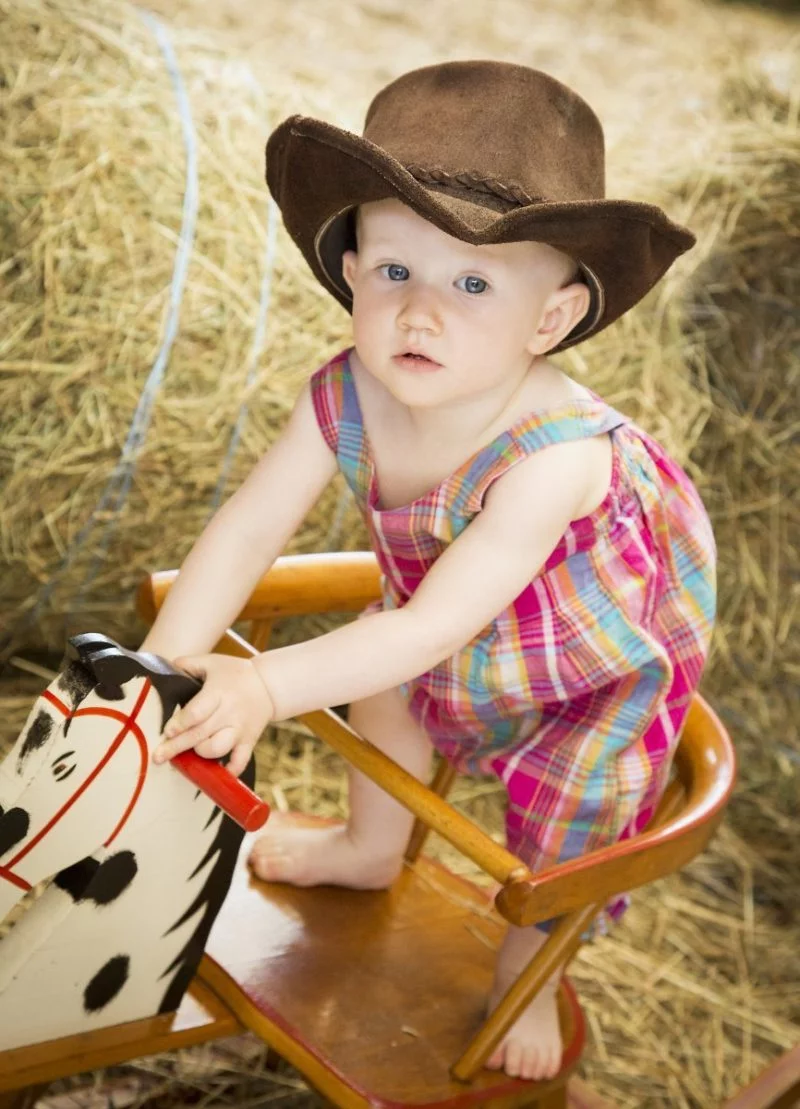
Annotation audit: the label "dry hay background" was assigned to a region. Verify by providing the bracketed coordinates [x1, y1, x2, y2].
[0, 0, 798, 1106]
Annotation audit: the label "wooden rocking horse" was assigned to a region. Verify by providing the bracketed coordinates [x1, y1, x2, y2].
[0, 634, 267, 1093]
[2, 552, 780, 1109]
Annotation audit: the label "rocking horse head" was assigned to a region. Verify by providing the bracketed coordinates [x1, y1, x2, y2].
[0, 634, 256, 1050]
[0, 634, 203, 920]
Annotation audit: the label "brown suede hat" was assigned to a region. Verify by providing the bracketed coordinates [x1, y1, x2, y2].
[265, 60, 694, 349]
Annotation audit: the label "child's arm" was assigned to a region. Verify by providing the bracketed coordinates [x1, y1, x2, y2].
[154, 436, 596, 766]
[141, 381, 337, 661]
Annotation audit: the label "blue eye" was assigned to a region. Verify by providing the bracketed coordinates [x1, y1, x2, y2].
[456, 275, 488, 295]
[381, 264, 409, 281]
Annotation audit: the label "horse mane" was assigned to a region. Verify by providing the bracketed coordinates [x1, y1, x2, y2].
[65, 634, 255, 1011]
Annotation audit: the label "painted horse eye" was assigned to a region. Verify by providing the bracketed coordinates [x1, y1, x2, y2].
[52, 751, 77, 783]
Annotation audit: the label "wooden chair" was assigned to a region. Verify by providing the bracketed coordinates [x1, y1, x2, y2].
[0, 551, 738, 1109]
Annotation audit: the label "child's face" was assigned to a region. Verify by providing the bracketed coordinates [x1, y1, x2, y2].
[341, 199, 588, 410]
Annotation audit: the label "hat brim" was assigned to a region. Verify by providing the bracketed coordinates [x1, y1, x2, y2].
[266, 116, 695, 350]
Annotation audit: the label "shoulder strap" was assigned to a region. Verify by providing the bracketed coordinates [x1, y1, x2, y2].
[452, 400, 629, 516]
[309, 349, 371, 503]
[309, 349, 350, 454]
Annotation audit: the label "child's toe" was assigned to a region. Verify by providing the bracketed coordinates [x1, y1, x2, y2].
[247, 841, 289, 880]
[520, 1045, 542, 1081]
[544, 1044, 562, 1079]
[503, 1039, 524, 1078]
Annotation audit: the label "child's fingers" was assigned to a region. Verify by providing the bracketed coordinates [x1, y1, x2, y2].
[153, 729, 205, 764]
[194, 727, 237, 761]
[226, 740, 253, 779]
[163, 688, 220, 739]
[154, 709, 222, 764]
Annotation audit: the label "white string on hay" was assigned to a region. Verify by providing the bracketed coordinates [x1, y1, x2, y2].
[72, 9, 199, 597]
[207, 195, 279, 517]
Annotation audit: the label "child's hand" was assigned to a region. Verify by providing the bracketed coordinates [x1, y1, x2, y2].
[152, 655, 273, 777]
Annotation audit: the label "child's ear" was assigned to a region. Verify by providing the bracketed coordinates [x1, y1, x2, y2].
[527, 281, 592, 355]
[341, 250, 358, 292]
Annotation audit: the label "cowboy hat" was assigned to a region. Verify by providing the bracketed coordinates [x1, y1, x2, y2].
[265, 60, 694, 349]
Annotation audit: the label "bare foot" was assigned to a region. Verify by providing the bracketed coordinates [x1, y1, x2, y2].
[247, 815, 403, 889]
[484, 925, 563, 1081]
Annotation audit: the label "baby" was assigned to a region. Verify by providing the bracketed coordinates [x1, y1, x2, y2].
[144, 62, 716, 1082]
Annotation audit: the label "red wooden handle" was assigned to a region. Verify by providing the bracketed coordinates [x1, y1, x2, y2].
[171, 750, 270, 831]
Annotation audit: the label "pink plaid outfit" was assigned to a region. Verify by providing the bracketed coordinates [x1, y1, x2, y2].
[311, 350, 716, 913]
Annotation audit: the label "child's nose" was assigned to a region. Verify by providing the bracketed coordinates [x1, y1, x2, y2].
[397, 287, 442, 333]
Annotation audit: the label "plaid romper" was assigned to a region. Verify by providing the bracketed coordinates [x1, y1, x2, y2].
[311, 350, 717, 906]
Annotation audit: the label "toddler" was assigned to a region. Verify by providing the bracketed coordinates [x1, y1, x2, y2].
[145, 62, 716, 1082]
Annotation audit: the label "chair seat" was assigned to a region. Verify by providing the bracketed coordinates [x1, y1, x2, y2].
[199, 818, 585, 1109]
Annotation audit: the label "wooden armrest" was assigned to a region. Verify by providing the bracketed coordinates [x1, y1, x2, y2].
[302, 706, 531, 889]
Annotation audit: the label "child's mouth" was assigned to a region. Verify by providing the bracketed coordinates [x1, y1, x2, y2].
[392, 352, 442, 371]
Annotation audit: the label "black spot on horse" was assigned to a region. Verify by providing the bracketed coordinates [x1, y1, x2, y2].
[0, 806, 29, 856]
[53, 857, 97, 901]
[83, 954, 130, 1012]
[18, 710, 53, 766]
[55, 851, 138, 905]
[90, 851, 138, 904]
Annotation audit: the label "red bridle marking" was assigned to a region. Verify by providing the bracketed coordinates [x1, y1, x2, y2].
[0, 868, 29, 892]
[0, 680, 151, 892]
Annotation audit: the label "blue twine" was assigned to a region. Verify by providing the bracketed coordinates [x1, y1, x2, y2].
[1, 10, 198, 655]
[72, 9, 199, 599]
[207, 196, 279, 517]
